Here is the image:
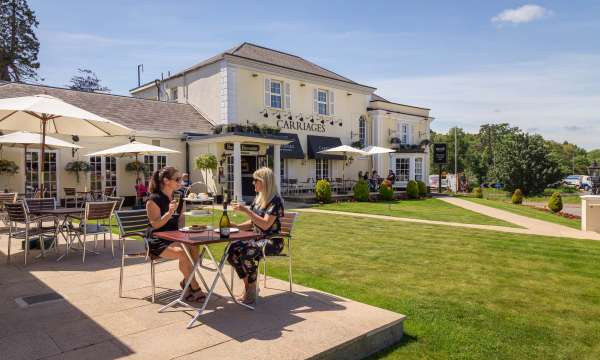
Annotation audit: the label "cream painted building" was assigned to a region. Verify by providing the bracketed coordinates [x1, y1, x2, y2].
[131, 43, 432, 201]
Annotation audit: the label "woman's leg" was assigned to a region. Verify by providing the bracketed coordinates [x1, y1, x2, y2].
[160, 244, 200, 290]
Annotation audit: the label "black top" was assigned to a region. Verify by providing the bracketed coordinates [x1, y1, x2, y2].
[249, 195, 284, 237]
[148, 191, 182, 232]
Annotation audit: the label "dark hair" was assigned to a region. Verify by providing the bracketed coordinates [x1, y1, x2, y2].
[148, 166, 179, 193]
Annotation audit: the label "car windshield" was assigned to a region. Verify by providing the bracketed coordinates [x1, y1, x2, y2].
[566, 176, 579, 179]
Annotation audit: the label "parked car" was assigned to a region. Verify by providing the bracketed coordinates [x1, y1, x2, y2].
[562, 175, 582, 188]
[580, 175, 591, 191]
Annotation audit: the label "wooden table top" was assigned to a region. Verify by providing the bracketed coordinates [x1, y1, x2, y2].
[31, 207, 84, 216]
[152, 229, 258, 246]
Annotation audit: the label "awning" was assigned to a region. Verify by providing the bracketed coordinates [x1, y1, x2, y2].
[266, 133, 304, 159]
[307, 135, 344, 160]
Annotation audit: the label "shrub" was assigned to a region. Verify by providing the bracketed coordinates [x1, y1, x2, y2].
[548, 192, 563, 213]
[511, 189, 524, 204]
[473, 187, 483, 198]
[315, 179, 332, 203]
[379, 180, 394, 201]
[353, 180, 370, 202]
[417, 181, 427, 197]
[406, 180, 419, 199]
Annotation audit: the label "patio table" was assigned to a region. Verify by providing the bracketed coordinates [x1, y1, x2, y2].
[30, 207, 93, 261]
[153, 229, 258, 328]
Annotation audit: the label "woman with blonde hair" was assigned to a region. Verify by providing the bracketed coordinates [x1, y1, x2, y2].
[229, 166, 285, 304]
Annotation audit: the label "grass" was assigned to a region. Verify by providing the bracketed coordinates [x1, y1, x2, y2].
[315, 198, 518, 227]
[482, 188, 582, 204]
[254, 213, 600, 359]
[462, 197, 581, 230]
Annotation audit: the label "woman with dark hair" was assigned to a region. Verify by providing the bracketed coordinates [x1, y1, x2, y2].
[146, 166, 205, 302]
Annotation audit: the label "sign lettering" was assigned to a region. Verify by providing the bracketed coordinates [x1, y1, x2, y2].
[433, 143, 447, 164]
[276, 119, 326, 133]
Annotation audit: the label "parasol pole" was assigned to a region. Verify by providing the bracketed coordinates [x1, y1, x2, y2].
[39, 117, 47, 198]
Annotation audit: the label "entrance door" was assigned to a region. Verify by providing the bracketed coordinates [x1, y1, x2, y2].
[25, 150, 58, 198]
[241, 155, 258, 200]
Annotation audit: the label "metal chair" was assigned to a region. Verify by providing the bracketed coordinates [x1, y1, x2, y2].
[70, 201, 117, 262]
[259, 212, 298, 292]
[103, 186, 116, 199]
[106, 196, 125, 211]
[5, 202, 58, 264]
[63, 187, 84, 208]
[0, 192, 18, 226]
[115, 209, 167, 303]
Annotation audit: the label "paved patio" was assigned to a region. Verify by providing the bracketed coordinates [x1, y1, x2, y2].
[0, 233, 405, 360]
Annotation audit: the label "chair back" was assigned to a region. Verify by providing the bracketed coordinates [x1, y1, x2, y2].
[106, 196, 125, 211]
[115, 209, 150, 238]
[85, 201, 116, 221]
[64, 187, 77, 196]
[280, 212, 298, 235]
[5, 202, 28, 223]
[0, 192, 17, 209]
[25, 198, 56, 213]
[104, 187, 116, 197]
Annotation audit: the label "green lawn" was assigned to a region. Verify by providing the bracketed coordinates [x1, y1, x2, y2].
[482, 188, 582, 204]
[250, 213, 599, 359]
[315, 198, 518, 227]
[462, 197, 581, 230]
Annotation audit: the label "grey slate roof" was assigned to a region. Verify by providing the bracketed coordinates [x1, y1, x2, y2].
[132, 42, 374, 91]
[0, 82, 213, 134]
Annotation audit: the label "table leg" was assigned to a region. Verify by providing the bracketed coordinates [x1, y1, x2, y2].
[158, 243, 204, 312]
[186, 243, 254, 329]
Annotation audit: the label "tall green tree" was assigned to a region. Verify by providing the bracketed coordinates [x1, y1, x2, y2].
[0, 0, 40, 81]
[67, 68, 110, 93]
[490, 130, 562, 195]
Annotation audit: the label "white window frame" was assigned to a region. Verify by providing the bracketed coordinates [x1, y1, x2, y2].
[315, 158, 329, 180]
[143, 155, 167, 187]
[415, 158, 423, 182]
[317, 89, 328, 115]
[400, 123, 409, 144]
[89, 156, 118, 193]
[171, 87, 178, 101]
[265, 78, 290, 110]
[24, 150, 59, 198]
[359, 117, 367, 147]
[395, 157, 410, 182]
[270, 80, 282, 109]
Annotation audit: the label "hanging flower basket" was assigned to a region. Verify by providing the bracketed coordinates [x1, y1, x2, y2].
[125, 160, 149, 176]
[65, 161, 91, 183]
[0, 159, 19, 175]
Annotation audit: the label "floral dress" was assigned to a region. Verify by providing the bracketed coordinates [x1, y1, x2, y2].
[226, 195, 285, 283]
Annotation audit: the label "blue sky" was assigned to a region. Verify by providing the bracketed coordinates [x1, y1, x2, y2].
[29, 1, 600, 148]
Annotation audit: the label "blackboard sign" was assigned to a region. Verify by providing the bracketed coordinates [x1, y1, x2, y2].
[433, 143, 448, 164]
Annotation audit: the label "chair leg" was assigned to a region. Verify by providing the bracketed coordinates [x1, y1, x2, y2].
[151, 261, 156, 303]
[262, 248, 268, 289]
[288, 237, 293, 293]
[7, 222, 12, 264]
[109, 218, 114, 258]
[24, 225, 29, 265]
[119, 238, 126, 298]
[82, 231, 86, 263]
[230, 266, 234, 292]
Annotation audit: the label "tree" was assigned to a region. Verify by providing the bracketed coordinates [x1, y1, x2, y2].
[67, 68, 110, 92]
[490, 130, 561, 195]
[195, 154, 217, 193]
[0, 0, 40, 81]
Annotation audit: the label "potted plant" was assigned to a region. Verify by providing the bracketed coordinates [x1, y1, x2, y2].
[195, 154, 218, 193]
[65, 160, 91, 183]
[0, 159, 19, 175]
[351, 141, 363, 149]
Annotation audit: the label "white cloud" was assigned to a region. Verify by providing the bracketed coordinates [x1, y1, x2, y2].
[492, 4, 550, 25]
[370, 54, 600, 149]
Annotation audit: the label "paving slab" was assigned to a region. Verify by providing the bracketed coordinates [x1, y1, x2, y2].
[0, 233, 405, 360]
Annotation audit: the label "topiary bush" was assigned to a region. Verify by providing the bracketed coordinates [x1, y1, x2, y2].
[548, 192, 563, 213]
[315, 179, 332, 203]
[406, 180, 419, 199]
[379, 180, 394, 201]
[511, 189, 524, 204]
[417, 180, 427, 197]
[473, 187, 483, 198]
[353, 179, 370, 202]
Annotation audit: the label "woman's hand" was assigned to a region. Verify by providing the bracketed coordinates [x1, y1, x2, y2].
[232, 203, 248, 214]
[168, 200, 178, 215]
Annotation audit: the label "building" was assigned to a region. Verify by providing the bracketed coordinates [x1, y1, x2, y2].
[0, 81, 211, 200]
[131, 43, 433, 201]
[0, 43, 432, 202]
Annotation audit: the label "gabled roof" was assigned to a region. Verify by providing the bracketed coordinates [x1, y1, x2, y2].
[0, 82, 213, 134]
[131, 42, 375, 92]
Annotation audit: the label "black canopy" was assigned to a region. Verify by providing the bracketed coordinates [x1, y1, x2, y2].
[307, 135, 344, 160]
[266, 132, 304, 159]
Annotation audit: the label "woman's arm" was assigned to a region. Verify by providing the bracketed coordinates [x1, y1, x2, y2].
[233, 219, 253, 230]
[147, 200, 176, 229]
[233, 205, 277, 231]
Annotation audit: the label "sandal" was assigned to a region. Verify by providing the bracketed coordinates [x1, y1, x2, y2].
[185, 287, 207, 302]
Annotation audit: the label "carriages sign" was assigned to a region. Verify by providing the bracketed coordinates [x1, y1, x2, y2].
[433, 143, 448, 164]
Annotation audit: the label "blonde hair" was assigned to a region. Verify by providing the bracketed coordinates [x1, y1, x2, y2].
[253, 167, 279, 209]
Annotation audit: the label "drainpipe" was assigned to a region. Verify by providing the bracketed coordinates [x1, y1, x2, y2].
[185, 140, 190, 174]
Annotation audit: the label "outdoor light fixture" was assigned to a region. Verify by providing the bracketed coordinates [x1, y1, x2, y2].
[287, 113, 293, 120]
[347, 92, 352, 96]
[260, 109, 269, 118]
[310, 116, 314, 123]
[276, 113, 281, 120]
[299, 114, 304, 121]
[300, 83, 306, 87]
[320, 118, 325, 124]
[330, 120, 334, 125]
[252, 73, 258, 77]
[339, 121, 343, 127]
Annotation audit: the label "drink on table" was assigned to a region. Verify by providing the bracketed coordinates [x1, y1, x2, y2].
[219, 193, 231, 239]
